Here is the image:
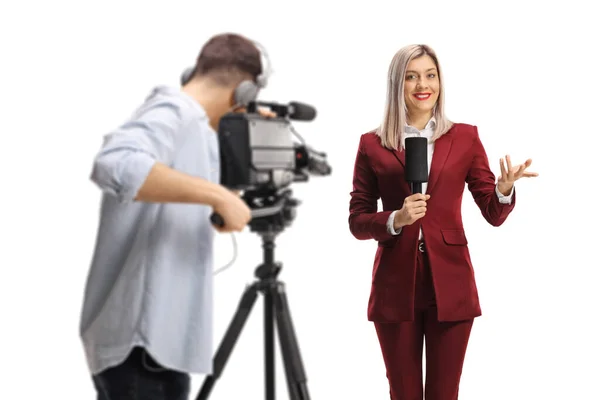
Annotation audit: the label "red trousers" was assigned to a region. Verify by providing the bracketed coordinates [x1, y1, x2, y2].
[374, 247, 474, 400]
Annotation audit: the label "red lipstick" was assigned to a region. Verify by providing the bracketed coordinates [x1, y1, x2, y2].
[413, 92, 431, 101]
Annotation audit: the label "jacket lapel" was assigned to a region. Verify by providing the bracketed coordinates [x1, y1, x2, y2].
[390, 147, 412, 193]
[426, 134, 453, 194]
[392, 147, 405, 168]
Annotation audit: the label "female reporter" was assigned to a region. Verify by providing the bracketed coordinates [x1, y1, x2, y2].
[348, 44, 537, 399]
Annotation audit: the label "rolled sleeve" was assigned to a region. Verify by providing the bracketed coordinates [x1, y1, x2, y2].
[90, 99, 187, 203]
[92, 149, 158, 202]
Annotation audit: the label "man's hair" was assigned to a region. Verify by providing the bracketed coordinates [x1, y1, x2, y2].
[193, 33, 263, 87]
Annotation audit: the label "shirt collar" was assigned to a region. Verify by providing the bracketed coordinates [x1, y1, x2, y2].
[404, 117, 436, 137]
[147, 85, 208, 119]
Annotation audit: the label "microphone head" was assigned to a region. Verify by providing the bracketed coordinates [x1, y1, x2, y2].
[288, 101, 317, 121]
[404, 136, 429, 184]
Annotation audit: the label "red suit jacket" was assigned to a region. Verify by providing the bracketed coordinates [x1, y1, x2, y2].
[348, 123, 516, 322]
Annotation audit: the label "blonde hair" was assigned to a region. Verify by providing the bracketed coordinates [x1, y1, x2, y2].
[376, 44, 453, 150]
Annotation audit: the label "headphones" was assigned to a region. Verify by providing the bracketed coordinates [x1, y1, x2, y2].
[180, 40, 272, 107]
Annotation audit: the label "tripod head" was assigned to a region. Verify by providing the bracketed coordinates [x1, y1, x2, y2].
[240, 187, 299, 280]
[244, 187, 299, 237]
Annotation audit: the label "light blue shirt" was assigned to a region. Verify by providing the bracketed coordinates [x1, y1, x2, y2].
[79, 85, 220, 375]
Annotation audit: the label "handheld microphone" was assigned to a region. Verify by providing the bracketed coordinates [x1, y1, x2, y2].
[404, 137, 429, 194]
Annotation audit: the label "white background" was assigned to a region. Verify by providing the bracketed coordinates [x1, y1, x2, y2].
[1, 1, 599, 399]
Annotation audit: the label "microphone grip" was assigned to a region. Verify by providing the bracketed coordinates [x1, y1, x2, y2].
[210, 212, 225, 227]
[411, 182, 423, 194]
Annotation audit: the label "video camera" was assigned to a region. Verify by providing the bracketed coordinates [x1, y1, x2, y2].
[210, 100, 331, 234]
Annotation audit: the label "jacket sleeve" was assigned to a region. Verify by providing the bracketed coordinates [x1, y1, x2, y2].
[348, 134, 395, 241]
[465, 126, 516, 226]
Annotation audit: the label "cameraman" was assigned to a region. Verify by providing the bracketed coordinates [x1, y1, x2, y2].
[79, 33, 266, 400]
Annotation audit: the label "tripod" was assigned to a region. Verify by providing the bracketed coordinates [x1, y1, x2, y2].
[195, 189, 311, 400]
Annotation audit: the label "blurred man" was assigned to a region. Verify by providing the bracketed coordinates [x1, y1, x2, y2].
[79, 33, 265, 400]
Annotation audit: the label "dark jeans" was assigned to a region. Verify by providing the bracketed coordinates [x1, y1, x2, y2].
[92, 346, 190, 400]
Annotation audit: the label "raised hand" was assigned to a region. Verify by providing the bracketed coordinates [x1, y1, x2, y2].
[497, 155, 538, 195]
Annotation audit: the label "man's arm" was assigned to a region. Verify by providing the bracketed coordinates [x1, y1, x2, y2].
[90, 99, 225, 206]
[134, 162, 225, 206]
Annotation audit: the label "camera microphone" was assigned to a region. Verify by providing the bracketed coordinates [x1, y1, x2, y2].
[404, 136, 428, 194]
[248, 101, 317, 122]
[287, 102, 316, 121]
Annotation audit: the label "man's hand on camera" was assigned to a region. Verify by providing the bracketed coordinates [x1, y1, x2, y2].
[257, 108, 277, 118]
[212, 189, 252, 233]
[233, 106, 277, 119]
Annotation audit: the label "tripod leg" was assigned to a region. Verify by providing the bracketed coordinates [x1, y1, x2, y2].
[271, 287, 298, 400]
[280, 342, 299, 400]
[264, 290, 276, 400]
[271, 282, 311, 400]
[195, 282, 260, 400]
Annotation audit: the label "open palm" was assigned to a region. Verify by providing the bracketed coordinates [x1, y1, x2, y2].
[498, 155, 538, 185]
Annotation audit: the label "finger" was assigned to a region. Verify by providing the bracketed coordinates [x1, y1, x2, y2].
[408, 200, 427, 208]
[499, 158, 507, 179]
[258, 108, 277, 118]
[522, 171, 539, 177]
[412, 211, 426, 221]
[514, 163, 527, 178]
[505, 155, 513, 178]
[408, 193, 427, 201]
[516, 159, 534, 178]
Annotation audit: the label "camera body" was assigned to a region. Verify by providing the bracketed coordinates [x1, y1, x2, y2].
[217, 102, 331, 192]
[218, 112, 297, 190]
